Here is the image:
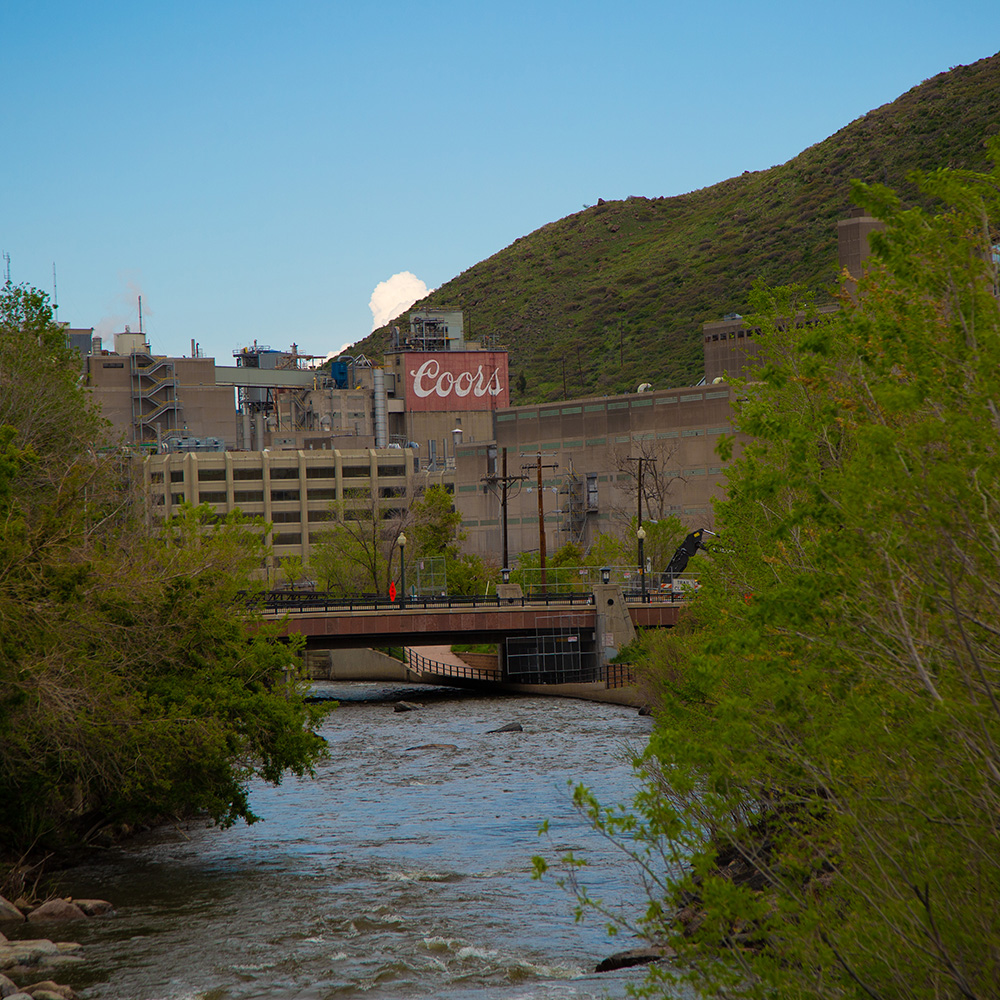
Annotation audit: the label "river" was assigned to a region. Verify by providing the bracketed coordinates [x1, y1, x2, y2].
[37, 683, 675, 999]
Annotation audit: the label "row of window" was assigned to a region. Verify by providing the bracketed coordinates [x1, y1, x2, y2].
[154, 490, 403, 509]
[150, 463, 407, 485]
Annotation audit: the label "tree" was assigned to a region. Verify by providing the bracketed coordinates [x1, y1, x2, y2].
[537, 149, 1000, 999]
[408, 484, 462, 560]
[408, 484, 494, 596]
[309, 487, 406, 596]
[0, 284, 328, 854]
[610, 438, 686, 524]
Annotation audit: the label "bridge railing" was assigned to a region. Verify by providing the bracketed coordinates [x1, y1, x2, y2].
[404, 648, 501, 682]
[246, 590, 600, 615]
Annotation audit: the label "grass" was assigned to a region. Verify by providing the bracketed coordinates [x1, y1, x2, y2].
[348, 53, 1000, 404]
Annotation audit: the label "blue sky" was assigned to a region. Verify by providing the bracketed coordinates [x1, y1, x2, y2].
[2, 1, 996, 362]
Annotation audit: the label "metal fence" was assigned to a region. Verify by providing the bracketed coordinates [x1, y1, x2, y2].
[249, 589, 599, 614]
[403, 648, 501, 682]
[513, 565, 700, 600]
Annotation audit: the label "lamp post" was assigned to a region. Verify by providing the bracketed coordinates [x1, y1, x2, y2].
[451, 425, 463, 467]
[600, 566, 611, 585]
[397, 532, 407, 608]
[501, 567, 510, 584]
[637, 525, 647, 602]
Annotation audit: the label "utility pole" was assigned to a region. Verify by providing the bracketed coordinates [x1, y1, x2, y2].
[628, 455, 645, 595]
[481, 446, 527, 572]
[628, 455, 644, 527]
[522, 454, 559, 593]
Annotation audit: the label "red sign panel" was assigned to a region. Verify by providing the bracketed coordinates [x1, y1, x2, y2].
[402, 351, 509, 412]
[389, 581, 397, 602]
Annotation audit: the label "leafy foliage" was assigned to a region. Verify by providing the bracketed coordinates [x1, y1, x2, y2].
[408, 484, 494, 596]
[308, 488, 406, 596]
[538, 149, 1000, 998]
[0, 284, 328, 853]
[349, 53, 1000, 403]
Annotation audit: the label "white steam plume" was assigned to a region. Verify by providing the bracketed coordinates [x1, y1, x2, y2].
[369, 271, 431, 331]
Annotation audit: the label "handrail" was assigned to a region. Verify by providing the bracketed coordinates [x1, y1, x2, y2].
[403, 648, 500, 682]
[250, 590, 602, 615]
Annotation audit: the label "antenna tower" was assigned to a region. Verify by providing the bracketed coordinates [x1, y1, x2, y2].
[52, 263, 58, 320]
[2, 252, 10, 284]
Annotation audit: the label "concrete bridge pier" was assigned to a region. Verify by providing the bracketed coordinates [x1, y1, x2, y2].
[592, 584, 636, 666]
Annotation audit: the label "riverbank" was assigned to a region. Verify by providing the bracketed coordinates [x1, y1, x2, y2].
[308, 645, 650, 709]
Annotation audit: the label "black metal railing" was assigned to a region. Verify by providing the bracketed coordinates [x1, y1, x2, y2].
[248, 590, 601, 615]
[605, 662, 637, 688]
[403, 648, 501, 682]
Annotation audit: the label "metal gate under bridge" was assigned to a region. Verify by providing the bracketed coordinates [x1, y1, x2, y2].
[503, 613, 598, 684]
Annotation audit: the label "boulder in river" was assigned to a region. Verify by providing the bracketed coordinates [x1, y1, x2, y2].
[595, 945, 673, 973]
[67, 900, 113, 918]
[21, 981, 78, 1000]
[26, 902, 85, 924]
[0, 897, 23, 923]
[485, 723, 523, 734]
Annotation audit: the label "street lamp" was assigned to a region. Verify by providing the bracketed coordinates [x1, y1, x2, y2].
[397, 532, 407, 608]
[637, 525, 647, 602]
[600, 566, 611, 585]
[501, 567, 510, 584]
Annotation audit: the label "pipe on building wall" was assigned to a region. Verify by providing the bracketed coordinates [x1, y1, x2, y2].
[373, 368, 388, 448]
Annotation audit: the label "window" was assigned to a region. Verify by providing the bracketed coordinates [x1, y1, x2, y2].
[271, 510, 301, 523]
[271, 489, 300, 502]
[233, 468, 262, 480]
[270, 467, 299, 480]
[149, 472, 164, 484]
[307, 488, 336, 501]
[273, 532, 301, 546]
[305, 467, 337, 479]
[199, 491, 227, 504]
[378, 465, 405, 477]
[234, 490, 263, 504]
[170, 471, 184, 483]
[198, 468, 226, 482]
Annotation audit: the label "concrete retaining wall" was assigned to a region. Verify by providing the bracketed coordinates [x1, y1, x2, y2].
[307, 648, 413, 681]
[455, 651, 500, 672]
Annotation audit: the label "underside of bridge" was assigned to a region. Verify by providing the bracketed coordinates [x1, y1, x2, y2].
[273, 593, 681, 686]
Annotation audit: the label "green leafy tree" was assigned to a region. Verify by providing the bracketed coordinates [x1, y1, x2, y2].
[309, 487, 405, 596]
[538, 150, 1000, 999]
[407, 484, 495, 596]
[0, 284, 328, 854]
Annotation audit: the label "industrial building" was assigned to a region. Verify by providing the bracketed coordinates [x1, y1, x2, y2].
[71, 209, 886, 576]
[452, 381, 734, 561]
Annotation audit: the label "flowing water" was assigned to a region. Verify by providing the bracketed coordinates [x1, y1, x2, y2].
[31, 683, 675, 999]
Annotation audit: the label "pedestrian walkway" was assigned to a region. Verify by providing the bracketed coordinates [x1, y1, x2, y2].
[406, 645, 474, 670]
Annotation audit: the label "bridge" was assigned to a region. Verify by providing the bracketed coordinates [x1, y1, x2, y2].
[258, 585, 686, 687]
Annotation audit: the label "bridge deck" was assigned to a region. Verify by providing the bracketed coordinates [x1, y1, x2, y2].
[264, 593, 682, 649]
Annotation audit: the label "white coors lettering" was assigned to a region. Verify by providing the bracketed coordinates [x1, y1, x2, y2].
[411, 358, 505, 399]
[411, 359, 440, 397]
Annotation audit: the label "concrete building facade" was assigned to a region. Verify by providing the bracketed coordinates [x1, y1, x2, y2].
[142, 447, 417, 577]
[453, 383, 735, 561]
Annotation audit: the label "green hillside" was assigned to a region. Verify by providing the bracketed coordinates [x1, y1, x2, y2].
[353, 52, 1000, 404]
